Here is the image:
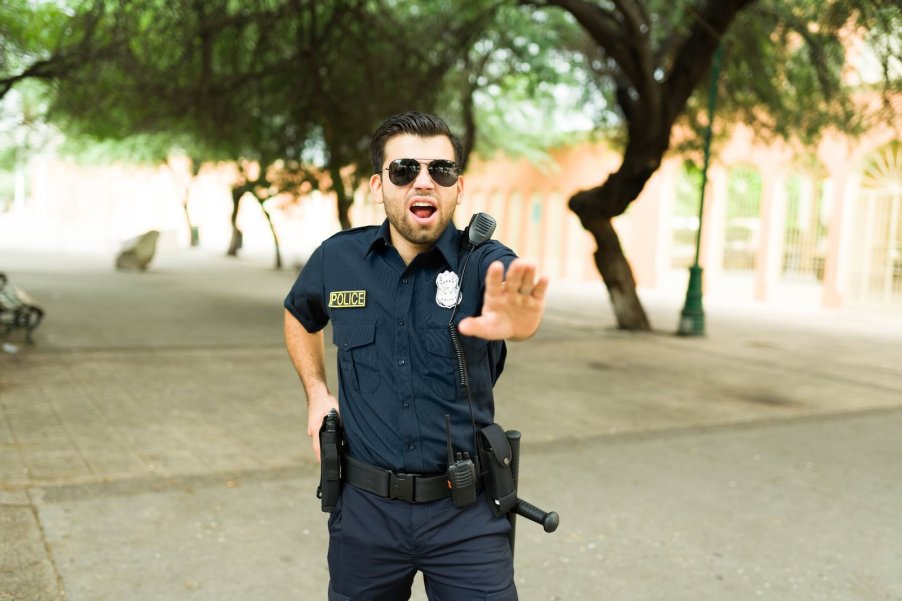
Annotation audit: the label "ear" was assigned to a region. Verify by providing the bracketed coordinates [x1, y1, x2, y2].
[455, 174, 464, 206]
[370, 173, 384, 205]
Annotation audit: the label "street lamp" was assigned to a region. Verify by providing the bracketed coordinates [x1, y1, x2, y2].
[678, 44, 723, 336]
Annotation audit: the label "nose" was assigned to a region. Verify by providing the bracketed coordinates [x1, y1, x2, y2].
[412, 162, 435, 189]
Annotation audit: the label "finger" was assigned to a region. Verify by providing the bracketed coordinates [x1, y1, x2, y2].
[518, 262, 537, 295]
[457, 316, 482, 337]
[531, 275, 550, 301]
[502, 260, 528, 294]
[484, 261, 504, 296]
[457, 315, 502, 340]
[309, 415, 323, 462]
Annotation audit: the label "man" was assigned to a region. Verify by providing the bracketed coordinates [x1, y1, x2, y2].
[284, 111, 547, 600]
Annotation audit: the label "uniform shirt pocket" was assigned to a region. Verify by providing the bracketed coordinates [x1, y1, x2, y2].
[332, 321, 380, 394]
[421, 326, 457, 388]
[460, 334, 491, 395]
[423, 326, 492, 395]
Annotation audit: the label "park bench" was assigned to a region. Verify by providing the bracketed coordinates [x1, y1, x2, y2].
[0, 272, 45, 344]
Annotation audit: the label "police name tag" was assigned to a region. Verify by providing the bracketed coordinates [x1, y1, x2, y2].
[435, 271, 461, 309]
[329, 290, 366, 308]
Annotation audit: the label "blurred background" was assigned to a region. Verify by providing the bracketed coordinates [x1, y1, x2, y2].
[1, 2, 901, 600]
[1, 0, 899, 322]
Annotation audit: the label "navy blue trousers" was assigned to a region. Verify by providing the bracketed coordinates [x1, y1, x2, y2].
[327, 484, 518, 600]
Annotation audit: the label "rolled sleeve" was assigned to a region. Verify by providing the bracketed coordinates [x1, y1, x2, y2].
[479, 241, 518, 276]
[284, 245, 329, 333]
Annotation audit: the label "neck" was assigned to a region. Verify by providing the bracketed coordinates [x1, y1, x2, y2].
[389, 229, 431, 266]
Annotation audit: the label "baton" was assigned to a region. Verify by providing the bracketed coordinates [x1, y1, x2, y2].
[506, 430, 521, 556]
[505, 430, 560, 559]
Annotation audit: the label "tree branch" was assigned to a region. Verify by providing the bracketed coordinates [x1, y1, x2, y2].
[663, 0, 758, 126]
[543, 0, 643, 86]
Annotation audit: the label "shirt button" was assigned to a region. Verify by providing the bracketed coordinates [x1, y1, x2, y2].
[401, 278, 408, 284]
[408, 442, 416, 450]
[398, 359, 406, 366]
[402, 401, 410, 407]
[398, 320, 405, 326]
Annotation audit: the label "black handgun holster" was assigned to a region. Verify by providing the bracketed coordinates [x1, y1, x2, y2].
[478, 423, 518, 518]
[318, 410, 344, 513]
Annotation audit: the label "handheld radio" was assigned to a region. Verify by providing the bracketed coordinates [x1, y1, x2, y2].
[445, 415, 478, 508]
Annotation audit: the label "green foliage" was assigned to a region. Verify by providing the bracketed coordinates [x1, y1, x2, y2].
[446, 4, 603, 164]
[681, 0, 900, 152]
[1, 0, 898, 209]
[32, 1, 509, 203]
[0, 0, 71, 76]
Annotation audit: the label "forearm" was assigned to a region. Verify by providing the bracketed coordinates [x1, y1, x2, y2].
[283, 309, 331, 402]
[284, 310, 338, 460]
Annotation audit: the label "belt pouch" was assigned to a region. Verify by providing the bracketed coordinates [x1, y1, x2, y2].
[478, 423, 518, 517]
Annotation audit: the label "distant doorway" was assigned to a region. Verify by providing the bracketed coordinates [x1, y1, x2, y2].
[848, 141, 902, 307]
[722, 165, 762, 272]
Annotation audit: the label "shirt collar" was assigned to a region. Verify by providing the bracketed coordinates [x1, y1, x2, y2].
[434, 221, 461, 272]
[364, 220, 393, 258]
[364, 218, 461, 272]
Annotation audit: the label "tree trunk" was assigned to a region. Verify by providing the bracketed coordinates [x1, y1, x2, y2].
[185, 157, 202, 247]
[228, 182, 252, 256]
[569, 145, 664, 331]
[181, 200, 198, 247]
[255, 197, 283, 269]
[584, 217, 650, 330]
[330, 164, 353, 230]
[552, 0, 758, 331]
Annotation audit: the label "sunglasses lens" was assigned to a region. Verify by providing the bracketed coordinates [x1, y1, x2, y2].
[428, 160, 459, 187]
[386, 159, 459, 187]
[388, 159, 420, 186]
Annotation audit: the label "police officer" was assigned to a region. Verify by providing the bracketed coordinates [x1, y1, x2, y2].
[284, 112, 547, 600]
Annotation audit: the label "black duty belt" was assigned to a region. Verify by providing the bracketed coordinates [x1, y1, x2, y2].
[342, 455, 480, 503]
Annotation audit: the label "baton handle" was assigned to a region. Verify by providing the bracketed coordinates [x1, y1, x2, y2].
[505, 430, 521, 558]
[513, 499, 560, 533]
[506, 430, 521, 485]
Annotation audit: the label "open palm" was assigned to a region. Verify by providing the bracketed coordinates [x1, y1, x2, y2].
[457, 259, 548, 341]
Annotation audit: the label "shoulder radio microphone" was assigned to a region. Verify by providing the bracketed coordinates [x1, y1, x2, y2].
[466, 212, 496, 248]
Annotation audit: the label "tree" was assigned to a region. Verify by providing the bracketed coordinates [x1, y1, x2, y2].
[443, 4, 598, 168]
[0, 0, 120, 101]
[299, 0, 501, 230]
[533, 0, 900, 329]
[25, 0, 504, 266]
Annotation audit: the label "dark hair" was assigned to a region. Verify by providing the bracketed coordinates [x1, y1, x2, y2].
[370, 111, 464, 174]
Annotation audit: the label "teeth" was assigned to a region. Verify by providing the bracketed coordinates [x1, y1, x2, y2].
[412, 202, 433, 208]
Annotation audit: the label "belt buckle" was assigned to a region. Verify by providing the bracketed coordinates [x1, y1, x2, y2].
[388, 472, 415, 502]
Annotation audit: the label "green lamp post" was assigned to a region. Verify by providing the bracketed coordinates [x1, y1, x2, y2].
[678, 44, 723, 336]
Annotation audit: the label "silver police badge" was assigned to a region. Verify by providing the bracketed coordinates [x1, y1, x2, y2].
[435, 271, 461, 308]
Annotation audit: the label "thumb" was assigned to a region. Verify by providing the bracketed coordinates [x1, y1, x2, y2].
[456, 316, 482, 337]
[458, 315, 503, 341]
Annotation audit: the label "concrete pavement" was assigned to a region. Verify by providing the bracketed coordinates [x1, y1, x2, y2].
[2, 246, 901, 600]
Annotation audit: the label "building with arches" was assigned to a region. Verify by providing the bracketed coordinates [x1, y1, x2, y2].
[7, 121, 900, 315]
[353, 124, 902, 313]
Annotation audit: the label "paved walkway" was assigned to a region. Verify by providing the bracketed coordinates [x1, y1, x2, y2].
[2, 246, 901, 600]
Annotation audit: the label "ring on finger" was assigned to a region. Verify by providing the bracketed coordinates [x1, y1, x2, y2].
[518, 287, 532, 296]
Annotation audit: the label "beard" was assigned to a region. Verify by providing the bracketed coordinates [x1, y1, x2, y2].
[383, 191, 457, 247]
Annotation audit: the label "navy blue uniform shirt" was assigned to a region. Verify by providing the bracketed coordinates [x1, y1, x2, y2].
[284, 219, 517, 474]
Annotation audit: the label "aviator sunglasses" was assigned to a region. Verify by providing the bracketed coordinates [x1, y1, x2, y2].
[381, 158, 461, 187]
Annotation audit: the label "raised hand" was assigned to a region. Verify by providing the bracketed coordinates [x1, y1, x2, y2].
[457, 259, 548, 341]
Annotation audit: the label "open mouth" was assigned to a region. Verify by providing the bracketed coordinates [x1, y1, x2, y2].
[410, 201, 437, 220]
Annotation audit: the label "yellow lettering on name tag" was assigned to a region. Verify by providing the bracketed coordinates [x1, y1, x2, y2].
[328, 290, 366, 308]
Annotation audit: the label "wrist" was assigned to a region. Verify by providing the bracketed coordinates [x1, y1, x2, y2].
[304, 383, 332, 405]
